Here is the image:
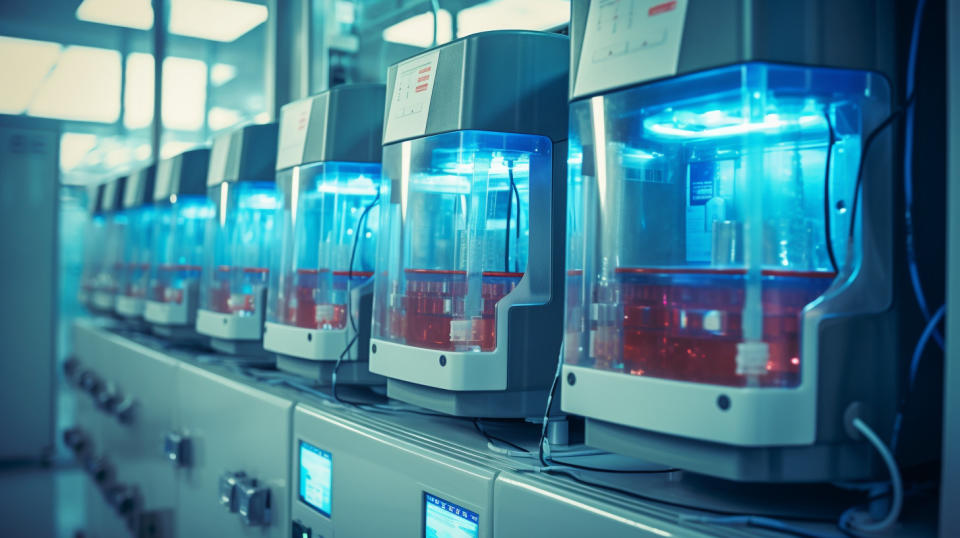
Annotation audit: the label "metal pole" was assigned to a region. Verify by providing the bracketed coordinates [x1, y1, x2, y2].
[151, 0, 166, 160]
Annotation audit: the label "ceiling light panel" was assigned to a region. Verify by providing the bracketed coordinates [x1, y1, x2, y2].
[28, 45, 122, 123]
[457, 0, 570, 37]
[382, 9, 453, 48]
[75, 0, 154, 30]
[169, 0, 269, 42]
[0, 37, 62, 115]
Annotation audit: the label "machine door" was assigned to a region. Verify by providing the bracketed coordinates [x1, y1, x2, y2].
[175, 363, 293, 538]
[291, 403, 497, 538]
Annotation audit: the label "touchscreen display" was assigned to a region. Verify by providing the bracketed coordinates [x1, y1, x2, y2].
[424, 492, 479, 538]
[299, 441, 333, 517]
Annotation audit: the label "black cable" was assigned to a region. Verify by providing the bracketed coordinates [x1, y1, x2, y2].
[510, 167, 521, 273]
[822, 111, 839, 273]
[473, 419, 530, 453]
[537, 348, 563, 468]
[847, 98, 912, 243]
[330, 193, 381, 406]
[504, 161, 515, 272]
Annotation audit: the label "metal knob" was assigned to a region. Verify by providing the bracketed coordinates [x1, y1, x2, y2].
[79, 370, 102, 395]
[86, 457, 114, 486]
[63, 358, 81, 385]
[218, 471, 247, 512]
[62, 427, 90, 455]
[96, 383, 123, 413]
[163, 432, 191, 467]
[114, 396, 138, 425]
[236, 477, 271, 526]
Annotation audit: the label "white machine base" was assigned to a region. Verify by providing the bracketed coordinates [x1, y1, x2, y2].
[115, 295, 144, 318]
[209, 338, 271, 359]
[561, 364, 816, 447]
[150, 324, 204, 343]
[263, 321, 356, 361]
[386, 378, 550, 419]
[196, 308, 263, 340]
[92, 291, 116, 312]
[275, 355, 383, 385]
[145, 300, 190, 326]
[368, 338, 507, 392]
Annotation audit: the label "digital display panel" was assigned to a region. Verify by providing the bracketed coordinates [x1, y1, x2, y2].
[298, 440, 333, 517]
[424, 492, 479, 538]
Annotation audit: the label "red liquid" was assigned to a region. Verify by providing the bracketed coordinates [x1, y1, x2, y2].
[150, 265, 201, 304]
[285, 269, 373, 329]
[608, 268, 833, 387]
[209, 266, 268, 314]
[388, 269, 522, 352]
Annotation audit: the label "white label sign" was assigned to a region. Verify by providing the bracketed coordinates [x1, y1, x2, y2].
[383, 50, 440, 144]
[276, 98, 314, 170]
[573, 0, 688, 99]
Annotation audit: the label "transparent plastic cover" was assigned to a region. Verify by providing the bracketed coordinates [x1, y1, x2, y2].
[268, 162, 382, 330]
[117, 207, 155, 301]
[148, 196, 215, 305]
[199, 181, 282, 316]
[372, 130, 552, 352]
[565, 63, 890, 388]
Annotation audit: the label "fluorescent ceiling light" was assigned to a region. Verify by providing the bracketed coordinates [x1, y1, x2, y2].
[208, 107, 242, 131]
[161, 57, 207, 131]
[29, 45, 121, 123]
[0, 37, 62, 115]
[135, 143, 152, 161]
[210, 63, 238, 87]
[160, 141, 199, 159]
[382, 9, 453, 48]
[76, 0, 153, 30]
[170, 0, 268, 42]
[75, 0, 266, 42]
[457, 0, 570, 37]
[125, 53, 155, 129]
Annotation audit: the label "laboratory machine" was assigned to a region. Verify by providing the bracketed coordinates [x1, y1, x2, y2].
[114, 165, 157, 319]
[195, 123, 280, 356]
[368, 31, 570, 417]
[144, 148, 213, 339]
[91, 176, 128, 313]
[263, 84, 385, 381]
[561, 0, 913, 482]
[79, 183, 106, 309]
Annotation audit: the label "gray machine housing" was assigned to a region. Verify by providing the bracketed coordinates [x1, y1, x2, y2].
[88, 182, 105, 216]
[206, 122, 279, 188]
[376, 31, 570, 418]
[123, 165, 156, 209]
[149, 148, 211, 339]
[284, 83, 386, 166]
[569, 0, 897, 98]
[203, 122, 278, 355]
[568, 0, 903, 481]
[272, 84, 386, 380]
[154, 148, 211, 202]
[101, 176, 127, 213]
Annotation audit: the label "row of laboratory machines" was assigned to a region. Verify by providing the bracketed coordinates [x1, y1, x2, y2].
[67, 1, 945, 536]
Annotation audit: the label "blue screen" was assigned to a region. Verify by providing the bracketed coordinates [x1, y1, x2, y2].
[424, 493, 479, 538]
[299, 441, 332, 517]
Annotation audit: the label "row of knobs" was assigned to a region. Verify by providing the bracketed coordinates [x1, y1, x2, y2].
[63, 427, 142, 529]
[64, 358, 137, 425]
